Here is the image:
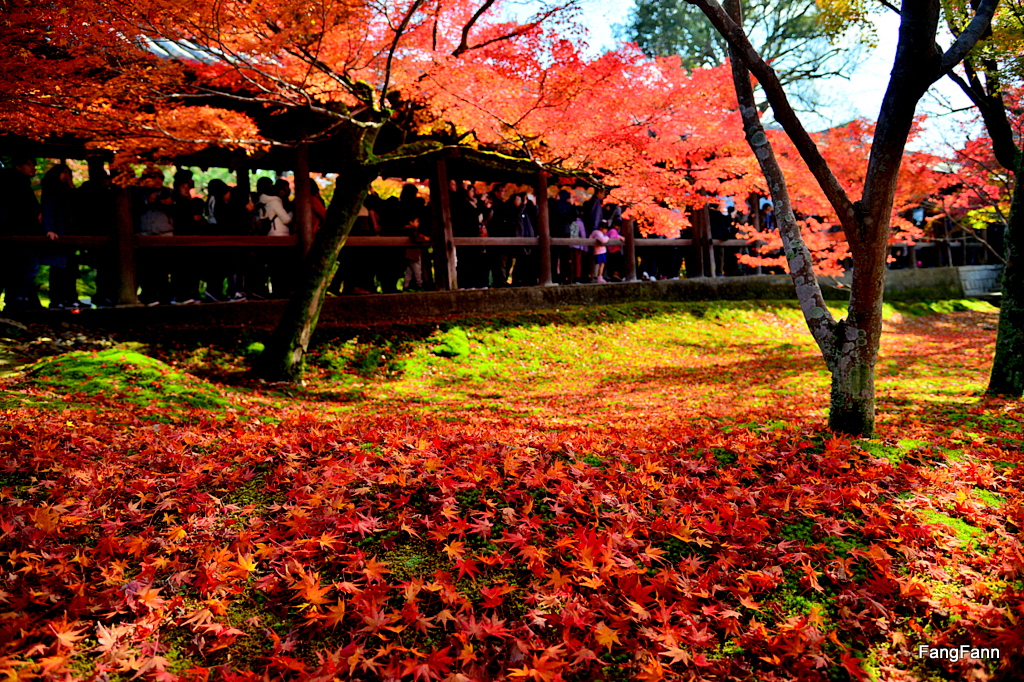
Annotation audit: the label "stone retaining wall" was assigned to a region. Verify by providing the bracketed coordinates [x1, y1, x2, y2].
[4, 267, 994, 332]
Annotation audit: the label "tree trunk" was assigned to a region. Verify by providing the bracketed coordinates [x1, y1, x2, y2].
[826, 317, 878, 435]
[256, 165, 378, 382]
[826, 224, 888, 435]
[988, 151, 1024, 395]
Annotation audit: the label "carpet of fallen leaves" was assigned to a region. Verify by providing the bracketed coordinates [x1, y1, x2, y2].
[0, 301, 1021, 682]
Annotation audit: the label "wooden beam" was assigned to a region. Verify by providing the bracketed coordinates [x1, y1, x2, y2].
[536, 172, 553, 286]
[114, 189, 138, 305]
[623, 219, 637, 282]
[294, 141, 313, 257]
[137, 235, 299, 248]
[1, 236, 112, 247]
[430, 158, 458, 290]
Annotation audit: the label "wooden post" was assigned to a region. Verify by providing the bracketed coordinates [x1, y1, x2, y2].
[114, 188, 138, 305]
[700, 204, 715, 278]
[430, 158, 457, 290]
[87, 156, 106, 182]
[294, 141, 313, 257]
[909, 242, 918, 269]
[237, 164, 250, 195]
[623, 218, 637, 282]
[537, 171, 554, 286]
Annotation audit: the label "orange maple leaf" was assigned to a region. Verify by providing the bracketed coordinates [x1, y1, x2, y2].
[324, 599, 346, 628]
[594, 621, 621, 651]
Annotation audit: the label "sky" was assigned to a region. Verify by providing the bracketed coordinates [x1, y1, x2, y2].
[537, 0, 979, 154]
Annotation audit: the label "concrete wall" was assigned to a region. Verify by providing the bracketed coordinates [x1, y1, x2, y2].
[882, 267, 965, 301]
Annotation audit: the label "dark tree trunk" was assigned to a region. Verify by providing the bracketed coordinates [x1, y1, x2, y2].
[701, 0, 996, 436]
[256, 164, 378, 382]
[988, 152, 1024, 395]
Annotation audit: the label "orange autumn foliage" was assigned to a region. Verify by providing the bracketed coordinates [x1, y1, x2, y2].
[0, 0, 949, 275]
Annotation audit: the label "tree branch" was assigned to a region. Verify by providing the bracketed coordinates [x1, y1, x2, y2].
[940, 0, 999, 74]
[685, 0, 858, 235]
[946, 66, 1019, 172]
[721, 0, 837, 352]
[452, 0, 498, 57]
[380, 0, 428, 110]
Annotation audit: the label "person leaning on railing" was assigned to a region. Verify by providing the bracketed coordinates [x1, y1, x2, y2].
[40, 163, 84, 309]
[75, 159, 117, 307]
[0, 157, 42, 312]
[137, 187, 175, 305]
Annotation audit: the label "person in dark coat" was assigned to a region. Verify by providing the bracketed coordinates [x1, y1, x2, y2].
[549, 189, 577, 283]
[510, 193, 538, 286]
[486, 183, 517, 287]
[0, 157, 43, 311]
[452, 182, 486, 289]
[40, 163, 82, 308]
[169, 170, 205, 303]
[75, 159, 117, 306]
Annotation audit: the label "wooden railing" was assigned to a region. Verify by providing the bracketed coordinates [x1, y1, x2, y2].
[2, 151, 991, 306]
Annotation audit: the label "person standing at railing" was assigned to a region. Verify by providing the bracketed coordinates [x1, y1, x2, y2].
[250, 176, 293, 298]
[40, 163, 83, 309]
[510, 193, 538, 286]
[137, 187, 174, 305]
[0, 157, 42, 312]
[202, 178, 233, 302]
[309, 179, 327, 236]
[580, 187, 606, 283]
[710, 202, 738, 277]
[589, 221, 611, 284]
[397, 183, 429, 291]
[759, 202, 784, 274]
[167, 170, 207, 304]
[76, 159, 117, 307]
[488, 183, 521, 288]
[452, 181, 486, 289]
[549, 189, 577, 284]
[606, 217, 625, 282]
[254, 176, 293, 237]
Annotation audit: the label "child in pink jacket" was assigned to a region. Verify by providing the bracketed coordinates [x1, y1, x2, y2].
[589, 223, 611, 283]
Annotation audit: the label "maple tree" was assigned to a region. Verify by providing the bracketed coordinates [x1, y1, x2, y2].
[737, 118, 943, 276]
[1, 0, 760, 383]
[686, 0, 1000, 436]
[0, 301, 1019, 680]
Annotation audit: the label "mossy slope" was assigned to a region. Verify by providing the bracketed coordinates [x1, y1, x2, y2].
[23, 349, 228, 410]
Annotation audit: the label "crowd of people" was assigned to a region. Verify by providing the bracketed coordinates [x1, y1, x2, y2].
[0, 157, 118, 311]
[1, 157, 773, 312]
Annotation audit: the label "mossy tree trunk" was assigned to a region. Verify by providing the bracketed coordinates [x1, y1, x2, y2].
[256, 162, 379, 383]
[988, 151, 1024, 395]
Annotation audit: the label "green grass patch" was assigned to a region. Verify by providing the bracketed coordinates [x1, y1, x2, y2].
[920, 509, 985, 548]
[431, 326, 470, 358]
[973, 489, 1005, 507]
[858, 440, 905, 465]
